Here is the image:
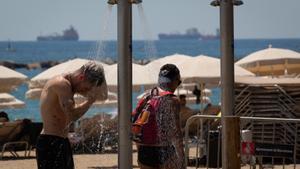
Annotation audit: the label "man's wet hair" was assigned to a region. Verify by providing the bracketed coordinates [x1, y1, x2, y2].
[159, 64, 180, 83]
[80, 61, 105, 86]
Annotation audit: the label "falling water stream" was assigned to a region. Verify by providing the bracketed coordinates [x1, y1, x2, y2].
[88, 4, 114, 61]
[63, 4, 117, 155]
[136, 4, 157, 60]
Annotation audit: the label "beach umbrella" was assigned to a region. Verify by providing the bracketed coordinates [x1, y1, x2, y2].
[25, 88, 43, 100]
[136, 88, 194, 100]
[74, 92, 118, 108]
[0, 93, 25, 109]
[0, 65, 28, 93]
[28, 58, 108, 89]
[136, 88, 210, 104]
[181, 83, 212, 96]
[146, 53, 193, 68]
[105, 63, 157, 92]
[27, 58, 108, 102]
[235, 76, 300, 86]
[25, 87, 117, 108]
[144, 54, 193, 79]
[179, 55, 255, 86]
[92, 99, 118, 108]
[26, 87, 117, 101]
[235, 47, 300, 76]
[176, 55, 254, 115]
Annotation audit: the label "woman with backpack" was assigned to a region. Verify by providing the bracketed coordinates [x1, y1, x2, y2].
[132, 64, 185, 169]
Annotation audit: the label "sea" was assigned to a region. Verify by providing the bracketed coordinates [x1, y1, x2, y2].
[1, 39, 300, 122]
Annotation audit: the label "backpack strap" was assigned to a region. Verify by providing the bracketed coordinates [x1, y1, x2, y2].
[159, 90, 174, 97]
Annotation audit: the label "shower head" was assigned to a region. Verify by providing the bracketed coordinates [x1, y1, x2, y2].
[107, 0, 117, 5]
[107, 0, 142, 5]
[130, 0, 142, 4]
[210, 0, 243, 7]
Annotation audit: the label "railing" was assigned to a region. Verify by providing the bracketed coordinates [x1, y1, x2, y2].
[184, 115, 300, 169]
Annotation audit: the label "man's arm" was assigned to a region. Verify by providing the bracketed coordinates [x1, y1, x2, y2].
[54, 80, 95, 122]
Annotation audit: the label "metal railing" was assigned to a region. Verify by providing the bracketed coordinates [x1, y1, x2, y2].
[184, 115, 300, 169]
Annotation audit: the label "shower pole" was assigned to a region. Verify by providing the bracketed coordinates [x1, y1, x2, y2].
[211, 0, 243, 168]
[117, 0, 133, 168]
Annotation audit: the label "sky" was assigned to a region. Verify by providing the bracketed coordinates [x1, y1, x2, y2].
[0, 0, 299, 41]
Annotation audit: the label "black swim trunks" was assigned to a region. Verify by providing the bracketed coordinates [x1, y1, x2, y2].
[36, 134, 74, 169]
[138, 145, 175, 168]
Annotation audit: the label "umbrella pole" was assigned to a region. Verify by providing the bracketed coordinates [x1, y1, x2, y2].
[199, 83, 205, 157]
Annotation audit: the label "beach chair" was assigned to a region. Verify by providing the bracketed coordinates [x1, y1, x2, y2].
[0, 121, 29, 159]
[26, 122, 43, 156]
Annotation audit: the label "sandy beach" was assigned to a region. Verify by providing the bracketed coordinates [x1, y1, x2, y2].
[0, 150, 298, 169]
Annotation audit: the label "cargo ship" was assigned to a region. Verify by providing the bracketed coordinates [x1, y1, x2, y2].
[37, 26, 79, 41]
[158, 28, 220, 40]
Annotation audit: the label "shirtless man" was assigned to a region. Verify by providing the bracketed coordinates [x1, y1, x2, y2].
[36, 61, 106, 169]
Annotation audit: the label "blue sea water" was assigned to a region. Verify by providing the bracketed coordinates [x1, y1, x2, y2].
[1, 39, 300, 121]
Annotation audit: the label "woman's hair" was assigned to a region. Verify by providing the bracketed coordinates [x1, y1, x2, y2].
[158, 64, 181, 91]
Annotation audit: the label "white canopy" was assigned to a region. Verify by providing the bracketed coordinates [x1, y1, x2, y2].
[27, 58, 108, 101]
[105, 63, 157, 92]
[0, 66, 28, 93]
[235, 76, 300, 86]
[144, 53, 193, 80]
[235, 47, 300, 76]
[26, 87, 117, 101]
[136, 88, 211, 104]
[0, 93, 25, 109]
[29, 58, 108, 89]
[180, 55, 255, 85]
[136, 88, 195, 100]
[146, 53, 193, 68]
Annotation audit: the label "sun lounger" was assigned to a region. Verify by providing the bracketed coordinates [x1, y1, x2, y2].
[0, 120, 43, 159]
[0, 121, 29, 159]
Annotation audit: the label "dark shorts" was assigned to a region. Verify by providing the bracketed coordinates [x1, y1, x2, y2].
[138, 145, 175, 167]
[36, 134, 74, 169]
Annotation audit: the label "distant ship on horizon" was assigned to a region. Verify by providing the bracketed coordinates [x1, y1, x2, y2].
[158, 28, 220, 40]
[37, 26, 79, 41]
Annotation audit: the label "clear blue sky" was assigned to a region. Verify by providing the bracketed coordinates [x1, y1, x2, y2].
[1, 0, 299, 41]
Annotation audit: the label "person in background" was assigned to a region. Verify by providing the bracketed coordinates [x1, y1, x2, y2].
[0, 111, 9, 122]
[36, 61, 107, 169]
[137, 64, 185, 169]
[179, 94, 198, 135]
[192, 85, 201, 104]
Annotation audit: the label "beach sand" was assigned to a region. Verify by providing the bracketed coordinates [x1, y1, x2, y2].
[0, 150, 298, 169]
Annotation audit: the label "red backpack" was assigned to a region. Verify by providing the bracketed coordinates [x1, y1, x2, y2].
[131, 87, 174, 144]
